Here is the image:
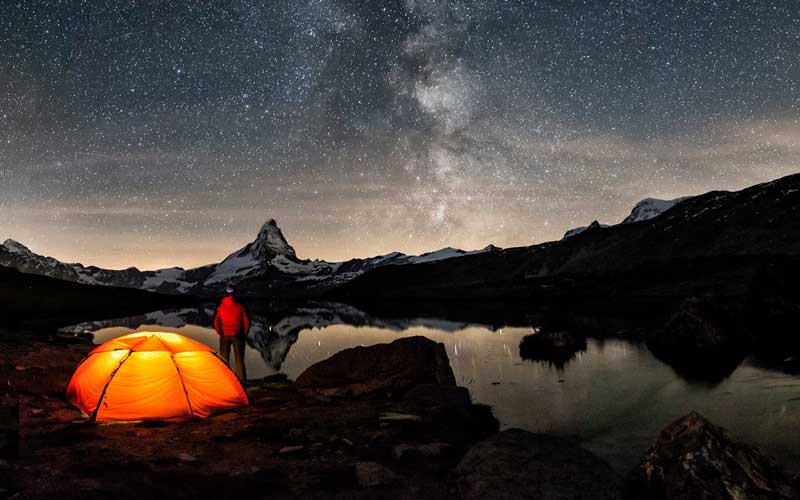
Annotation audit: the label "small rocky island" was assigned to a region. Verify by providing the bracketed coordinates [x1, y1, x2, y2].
[2, 333, 798, 499]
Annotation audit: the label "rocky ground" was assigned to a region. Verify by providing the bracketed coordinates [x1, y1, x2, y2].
[2, 335, 498, 500]
[2, 333, 798, 500]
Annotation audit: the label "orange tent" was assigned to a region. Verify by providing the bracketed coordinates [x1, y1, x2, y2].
[66, 331, 248, 422]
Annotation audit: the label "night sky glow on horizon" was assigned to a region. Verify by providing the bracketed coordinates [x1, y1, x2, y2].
[1, 1, 799, 270]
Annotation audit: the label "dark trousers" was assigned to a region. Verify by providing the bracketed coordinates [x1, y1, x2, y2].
[219, 333, 247, 382]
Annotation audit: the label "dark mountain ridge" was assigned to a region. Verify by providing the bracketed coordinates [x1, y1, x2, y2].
[332, 173, 800, 303]
[0, 266, 191, 333]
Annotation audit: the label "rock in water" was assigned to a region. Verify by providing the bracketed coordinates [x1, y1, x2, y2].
[519, 330, 587, 369]
[295, 336, 456, 397]
[634, 411, 798, 500]
[454, 428, 621, 500]
[647, 296, 749, 381]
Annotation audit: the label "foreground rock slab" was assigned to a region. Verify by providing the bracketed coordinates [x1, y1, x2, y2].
[296, 336, 457, 397]
[454, 428, 622, 500]
[633, 411, 798, 500]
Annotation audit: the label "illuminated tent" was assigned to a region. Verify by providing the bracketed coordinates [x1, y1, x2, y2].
[66, 331, 249, 422]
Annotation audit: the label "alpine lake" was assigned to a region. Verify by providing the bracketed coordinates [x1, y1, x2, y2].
[60, 302, 800, 475]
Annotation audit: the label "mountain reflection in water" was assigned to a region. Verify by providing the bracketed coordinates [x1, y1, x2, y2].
[61, 302, 800, 475]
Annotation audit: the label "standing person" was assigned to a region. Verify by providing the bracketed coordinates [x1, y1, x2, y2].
[213, 286, 249, 382]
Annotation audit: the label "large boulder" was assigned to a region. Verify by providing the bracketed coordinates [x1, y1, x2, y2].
[453, 428, 622, 500]
[295, 336, 456, 397]
[632, 411, 798, 500]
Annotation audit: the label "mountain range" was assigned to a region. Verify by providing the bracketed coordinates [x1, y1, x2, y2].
[0, 218, 498, 297]
[562, 196, 691, 239]
[3, 174, 798, 301]
[335, 173, 800, 303]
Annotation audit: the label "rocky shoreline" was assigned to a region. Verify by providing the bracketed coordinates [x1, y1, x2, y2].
[2, 333, 798, 499]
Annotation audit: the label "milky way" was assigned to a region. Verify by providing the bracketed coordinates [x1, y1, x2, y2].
[1, 1, 798, 269]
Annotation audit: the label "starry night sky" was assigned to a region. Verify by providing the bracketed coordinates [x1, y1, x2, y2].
[1, 1, 798, 270]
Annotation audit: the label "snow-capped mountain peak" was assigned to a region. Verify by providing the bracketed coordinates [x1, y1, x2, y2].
[252, 219, 296, 260]
[205, 219, 298, 285]
[407, 247, 466, 264]
[622, 196, 693, 224]
[563, 220, 610, 239]
[2, 239, 33, 255]
[1, 238, 82, 282]
[564, 195, 695, 239]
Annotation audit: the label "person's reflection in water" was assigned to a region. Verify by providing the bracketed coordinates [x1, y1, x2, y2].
[212, 285, 250, 383]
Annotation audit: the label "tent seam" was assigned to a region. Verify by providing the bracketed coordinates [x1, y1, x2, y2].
[122, 335, 155, 353]
[88, 335, 154, 422]
[152, 333, 177, 355]
[90, 350, 134, 422]
[170, 353, 195, 420]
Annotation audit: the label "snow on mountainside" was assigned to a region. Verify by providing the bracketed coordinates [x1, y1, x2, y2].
[2, 239, 30, 255]
[563, 196, 694, 239]
[562, 221, 609, 240]
[1, 239, 82, 282]
[0, 219, 498, 296]
[622, 196, 693, 224]
[141, 268, 195, 294]
[406, 246, 494, 264]
[0, 238, 197, 293]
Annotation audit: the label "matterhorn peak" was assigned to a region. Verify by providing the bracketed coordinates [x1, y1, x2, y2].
[252, 219, 296, 259]
[260, 218, 278, 231]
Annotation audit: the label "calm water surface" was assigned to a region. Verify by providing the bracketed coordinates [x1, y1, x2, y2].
[66, 307, 800, 473]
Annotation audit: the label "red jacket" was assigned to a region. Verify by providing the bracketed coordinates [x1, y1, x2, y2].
[213, 296, 250, 336]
